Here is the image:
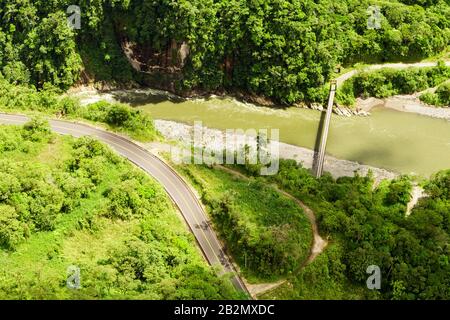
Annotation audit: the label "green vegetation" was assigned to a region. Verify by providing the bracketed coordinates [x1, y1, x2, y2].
[176, 164, 312, 282]
[419, 82, 450, 106]
[236, 160, 450, 299]
[1, 0, 449, 301]
[1, 0, 449, 105]
[0, 0, 134, 88]
[0, 78, 159, 141]
[0, 121, 241, 299]
[81, 101, 159, 141]
[261, 243, 372, 299]
[337, 63, 450, 105]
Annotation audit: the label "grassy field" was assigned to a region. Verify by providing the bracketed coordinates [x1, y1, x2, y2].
[0, 122, 240, 299]
[175, 164, 313, 283]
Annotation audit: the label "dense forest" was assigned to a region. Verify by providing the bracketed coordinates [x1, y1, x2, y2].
[0, 120, 241, 299]
[0, 0, 449, 104]
[238, 160, 450, 299]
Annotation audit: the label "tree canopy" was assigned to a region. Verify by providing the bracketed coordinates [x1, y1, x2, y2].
[1, 0, 448, 103]
[241, 160, 450, 299]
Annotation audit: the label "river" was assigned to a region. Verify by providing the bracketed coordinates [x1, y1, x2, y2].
[99, 91, 450, 177]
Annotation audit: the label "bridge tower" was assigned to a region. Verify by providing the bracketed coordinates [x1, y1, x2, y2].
[315, 80, 337, 178]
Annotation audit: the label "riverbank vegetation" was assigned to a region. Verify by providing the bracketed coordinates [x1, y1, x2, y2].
[0, 78, 158, 141]
[419, 82, 450, 107]
[176, 164, 312, 282]
[0, 0, 449, 105]
[233, 160, 450, 299]
[337, 63, 450, 106]
[0, 121, 241, 299]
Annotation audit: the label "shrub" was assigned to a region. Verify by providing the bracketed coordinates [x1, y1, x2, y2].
[419, 82, 450, 107]
[83, 101, 158, 141]
[21, 118, 53, 142]
[0, 205, 27, 250]
[59, 97, 80, 115]
[2, 61, 30, 85]
[435, 82, 450, 106]
[384, 176, 413, 206]
[419, 92, 439, 105]
[106, 104, 132, 126]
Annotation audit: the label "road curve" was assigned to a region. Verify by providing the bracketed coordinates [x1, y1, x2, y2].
[0, 113, 248, 295]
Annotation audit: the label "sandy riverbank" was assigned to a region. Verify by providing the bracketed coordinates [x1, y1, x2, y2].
[153, 119, 398, 182]
[356, 95, 450, 120]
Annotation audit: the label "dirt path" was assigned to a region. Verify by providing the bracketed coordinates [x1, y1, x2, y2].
[245, 280, 287, 299]
[214, 166, 327, 262]
[277, 189, 328, 263]
[214, 165, 328, 297]
[406, 184, 426, 217]
[336, 61, 450, 88]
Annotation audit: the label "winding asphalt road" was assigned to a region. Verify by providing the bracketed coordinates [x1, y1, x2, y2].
[0, 113, 248, 295]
